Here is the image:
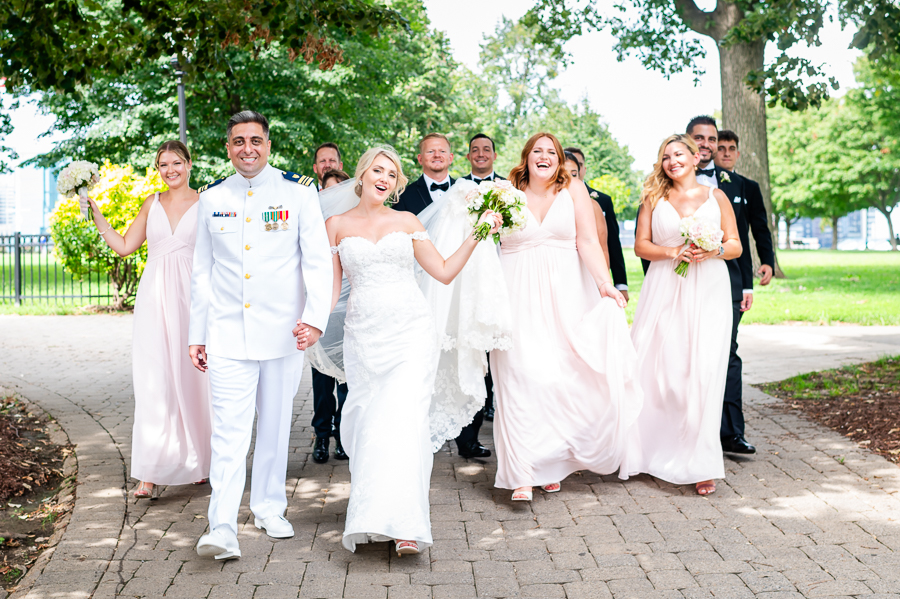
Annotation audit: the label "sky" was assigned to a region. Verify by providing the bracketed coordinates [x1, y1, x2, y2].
[422, 0, 862, 171]
[3, 1, 863, 172]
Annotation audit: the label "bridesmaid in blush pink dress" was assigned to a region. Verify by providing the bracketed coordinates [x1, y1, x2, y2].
[88, 141, 212, 499]
[627, 134, 742, 496]
[490, 133, 642, 502]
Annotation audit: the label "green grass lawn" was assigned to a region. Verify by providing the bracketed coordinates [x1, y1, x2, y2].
[622, 250, 900, 325]
[0, 254, 123, 315]
[3, 249, 899, 323]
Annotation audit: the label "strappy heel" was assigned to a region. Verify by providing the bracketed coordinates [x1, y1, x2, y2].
[134, 481, 159, 500]
[541, 482, 561, 493]
[511, 487, 533, 501]
[696, 480, 716, 496]
[395, 540, 419, 556]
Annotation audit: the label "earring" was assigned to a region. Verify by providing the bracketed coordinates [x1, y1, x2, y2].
[357, 180, 363, 186]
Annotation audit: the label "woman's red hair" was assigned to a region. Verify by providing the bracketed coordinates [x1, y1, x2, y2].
[508, 132, 570, 193]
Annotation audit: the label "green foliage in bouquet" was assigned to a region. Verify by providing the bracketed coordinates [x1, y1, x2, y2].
[50, 161, 167, 309]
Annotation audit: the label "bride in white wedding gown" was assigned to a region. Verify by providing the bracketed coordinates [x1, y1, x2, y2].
[297, 146, 500, 556]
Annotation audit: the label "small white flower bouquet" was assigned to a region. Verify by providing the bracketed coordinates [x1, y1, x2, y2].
[464, 180, 528, 243]
[675, 215, 723, 277]
[56, 161, 100, 220]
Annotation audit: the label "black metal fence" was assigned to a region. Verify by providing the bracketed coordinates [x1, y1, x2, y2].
[0, 233, 118, 305]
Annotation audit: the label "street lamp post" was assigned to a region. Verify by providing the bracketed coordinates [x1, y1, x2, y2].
[170, 57, 187, 145]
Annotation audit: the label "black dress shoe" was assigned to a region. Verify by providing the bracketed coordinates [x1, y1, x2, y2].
[484, 407, 494, 421]
[721, 435, 756, 454]
[457, 442, 491, 459]
[312, 437, 330, 463]
[333, 437, 349, 460]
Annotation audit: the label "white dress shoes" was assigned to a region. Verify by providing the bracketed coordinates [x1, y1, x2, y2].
[254, 514, 295, 538]
[196, 526, 241, 560]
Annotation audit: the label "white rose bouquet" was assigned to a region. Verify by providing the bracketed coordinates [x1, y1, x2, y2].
[56, 161, 100, 220]
[464, 180, 528, 243]
[675, 215, 724, 277]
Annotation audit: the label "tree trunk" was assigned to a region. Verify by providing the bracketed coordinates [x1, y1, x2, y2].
[718, 38, 784, 277]
[874, 206, 898, 251]
[831, 216, 839, 250]
[784, 216, 791, 250]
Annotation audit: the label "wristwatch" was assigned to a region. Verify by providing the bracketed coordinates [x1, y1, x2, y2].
[717, 246, 725, 257]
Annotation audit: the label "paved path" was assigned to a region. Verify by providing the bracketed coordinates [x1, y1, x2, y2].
[1, 316, 899, 599]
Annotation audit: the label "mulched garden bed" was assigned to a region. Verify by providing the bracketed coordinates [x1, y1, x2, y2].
[759, 355, 900, 463]
[0, 393, 74, 592]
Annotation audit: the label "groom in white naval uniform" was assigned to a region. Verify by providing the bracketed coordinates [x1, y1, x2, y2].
[188, 110, 333, 560]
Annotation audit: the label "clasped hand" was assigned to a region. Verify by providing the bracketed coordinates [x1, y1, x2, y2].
[293, 322, 323, 351]
[477, 210, 503, 236]
[675, 243, 718, 264]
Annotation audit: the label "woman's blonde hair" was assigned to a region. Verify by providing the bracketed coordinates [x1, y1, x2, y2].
[508, 132, 570, 193]
[353, 146, 408, 204]
[154, 140, 192, 169]
[641, 134, 699, 211]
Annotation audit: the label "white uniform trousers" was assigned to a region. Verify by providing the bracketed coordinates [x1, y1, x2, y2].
[206, 352, 304, 536]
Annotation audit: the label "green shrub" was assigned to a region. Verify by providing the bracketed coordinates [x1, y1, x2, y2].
[49, 161, 167, 309]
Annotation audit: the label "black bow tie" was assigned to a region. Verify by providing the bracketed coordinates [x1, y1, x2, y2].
[473, 176, 492, 184]
[430, 181, 450, 192]
[697, 168, 715, 178]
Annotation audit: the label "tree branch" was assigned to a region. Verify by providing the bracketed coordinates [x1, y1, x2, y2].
[673, 0, 717, 38]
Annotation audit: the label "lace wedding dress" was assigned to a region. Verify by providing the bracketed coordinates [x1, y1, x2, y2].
[335, 230, 438, 552]
[309, 180, 512, 451]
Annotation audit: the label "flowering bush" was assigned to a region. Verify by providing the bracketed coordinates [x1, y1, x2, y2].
[464, 180, 528, 243]
[50, 161, 167, 308]
[674, 215, 724, 277]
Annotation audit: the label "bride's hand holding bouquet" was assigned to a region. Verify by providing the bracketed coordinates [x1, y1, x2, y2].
[465, 180, 527, 243]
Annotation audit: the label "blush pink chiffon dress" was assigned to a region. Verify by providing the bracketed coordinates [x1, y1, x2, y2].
[490, 188, 643, 490]
[625, 188, 731, 485]
[130, 192, 212, 485]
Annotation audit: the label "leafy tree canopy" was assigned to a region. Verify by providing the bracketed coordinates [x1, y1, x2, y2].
[0, 0, 407, 94]
[22, 0, 498, 183]
[768, 57, 900, 250]
[523, 0, 900, 111]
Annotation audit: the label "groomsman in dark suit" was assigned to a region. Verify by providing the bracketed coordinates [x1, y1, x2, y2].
[565, 146, 629, 302]
[394, 133, 455, 215]
[686, 117, 774, 455]
[310, 142, 349, 464]
[461, 133, 504, 423]
[462, 133, 506, 184]
[395, 133, 491, 460]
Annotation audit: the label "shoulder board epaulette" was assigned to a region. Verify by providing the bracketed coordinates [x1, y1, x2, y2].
[282, 171, 315, 187]
[198, 177, 226, 194]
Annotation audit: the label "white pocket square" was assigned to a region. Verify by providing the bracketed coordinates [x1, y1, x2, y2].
[733, 197, 742, 203]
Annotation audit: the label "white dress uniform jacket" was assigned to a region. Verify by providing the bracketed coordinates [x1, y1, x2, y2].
[189, 164, 332, 360]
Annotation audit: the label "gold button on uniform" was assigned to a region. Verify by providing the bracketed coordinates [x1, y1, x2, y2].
[245, 273, 251, 279]
[244, 303, 250, 309]
[220, 227, 224, 231]
[248, 191, 254, 196]
[245, 245, 251, 250]
[246, 217, 251, 222]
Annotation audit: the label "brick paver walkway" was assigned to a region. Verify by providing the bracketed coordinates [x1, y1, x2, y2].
[1, 315, 899, 599]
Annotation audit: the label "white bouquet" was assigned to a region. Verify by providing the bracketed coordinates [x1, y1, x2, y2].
[675, 215, 723, 277]
[464, 180, 528, 243]
[56, 161, 100, 220]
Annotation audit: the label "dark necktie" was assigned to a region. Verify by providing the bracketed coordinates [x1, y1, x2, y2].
[697, 168, 715, 178]
[473, 176, 492, 184]
[430, 181, 450, 192]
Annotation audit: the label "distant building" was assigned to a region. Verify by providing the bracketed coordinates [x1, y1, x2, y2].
[780, 209, 900, 251]
[0, 167, 58, 235]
